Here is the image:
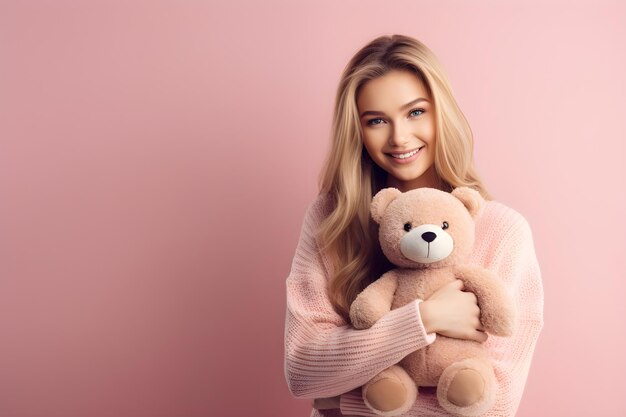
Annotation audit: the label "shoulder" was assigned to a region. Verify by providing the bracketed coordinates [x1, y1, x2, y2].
[479, 199, 532, 237]
[475, 199, 535, 257]
[299, 194, 336, 275]
[297, 193, 335, 245]
[304, 193, 335, 224]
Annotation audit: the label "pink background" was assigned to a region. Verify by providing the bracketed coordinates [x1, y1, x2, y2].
[1, 1, 625, 416]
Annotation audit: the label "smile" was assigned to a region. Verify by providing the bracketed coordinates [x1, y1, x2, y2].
[391, 148, 420, 159]
[387, 146, 424, 161]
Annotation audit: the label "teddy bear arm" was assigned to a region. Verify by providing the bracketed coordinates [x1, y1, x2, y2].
[454, 265, 517, 337]
[349, 271, 399, 330]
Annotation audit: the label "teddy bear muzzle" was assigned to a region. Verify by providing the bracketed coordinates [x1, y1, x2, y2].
[399, 224, 454, 264]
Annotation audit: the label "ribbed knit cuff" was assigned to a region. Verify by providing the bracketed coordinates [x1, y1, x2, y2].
[357, 298, 436, 359]
[339, 388, 380, 417]
[338, 300, 435, 416]
[414, 299, 437, 345]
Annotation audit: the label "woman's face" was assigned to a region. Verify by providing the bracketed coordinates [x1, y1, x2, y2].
[357, 69, 439, 192]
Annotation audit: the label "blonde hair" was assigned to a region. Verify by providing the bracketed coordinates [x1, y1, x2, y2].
[315, 34, 493, 321]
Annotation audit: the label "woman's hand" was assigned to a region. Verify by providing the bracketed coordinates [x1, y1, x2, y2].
[419, 279, 488, 343]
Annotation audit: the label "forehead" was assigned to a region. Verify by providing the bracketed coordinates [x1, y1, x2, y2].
[357, 70, 430, 111]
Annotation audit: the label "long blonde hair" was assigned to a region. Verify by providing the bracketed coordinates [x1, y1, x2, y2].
[316, 34, 492, 321]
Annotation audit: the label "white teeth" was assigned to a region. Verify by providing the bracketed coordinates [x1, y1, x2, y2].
[391, 148, 421, 159]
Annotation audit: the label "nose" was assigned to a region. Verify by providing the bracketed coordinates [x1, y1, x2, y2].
[388, 120, 411, 147]
[421, 231, 436, 243]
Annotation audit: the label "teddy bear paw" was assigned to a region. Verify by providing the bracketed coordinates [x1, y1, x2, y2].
[363, 365, 417, 416]
[447, 369, 485, 407]
[437, 358, 496, 416]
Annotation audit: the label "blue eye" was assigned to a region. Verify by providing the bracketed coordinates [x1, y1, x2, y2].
[367, 118, 383, 126]
[366, 108, 425, 126]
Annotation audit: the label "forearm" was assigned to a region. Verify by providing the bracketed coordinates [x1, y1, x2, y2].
[285, 299, 436, 399]
[338, 318, 543, 416]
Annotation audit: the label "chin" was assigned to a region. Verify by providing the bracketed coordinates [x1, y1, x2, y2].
[393, 169, 425, 181]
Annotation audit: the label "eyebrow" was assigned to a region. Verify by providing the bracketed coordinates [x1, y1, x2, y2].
[359, 97, 430, 119]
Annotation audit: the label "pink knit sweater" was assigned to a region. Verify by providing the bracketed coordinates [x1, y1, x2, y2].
[284, 193, 544, 417]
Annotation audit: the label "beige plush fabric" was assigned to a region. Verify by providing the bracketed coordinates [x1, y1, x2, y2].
[284, 193, 544, 417]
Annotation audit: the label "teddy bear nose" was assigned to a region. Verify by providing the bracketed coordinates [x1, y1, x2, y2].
[421, 231, 437, 243]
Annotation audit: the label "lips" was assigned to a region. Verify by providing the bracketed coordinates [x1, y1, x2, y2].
[387, 146, 424, 157]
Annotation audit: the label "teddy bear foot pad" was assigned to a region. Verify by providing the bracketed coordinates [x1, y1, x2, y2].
[436, 358, 497, 416]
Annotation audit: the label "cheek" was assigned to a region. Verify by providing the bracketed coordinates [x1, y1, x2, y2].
[361, 140, 375, 159]
[362, 131, 386, 153]
[424, 117, 436, 141]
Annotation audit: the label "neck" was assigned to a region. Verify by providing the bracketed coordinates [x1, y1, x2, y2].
[385, 165, 444, 192]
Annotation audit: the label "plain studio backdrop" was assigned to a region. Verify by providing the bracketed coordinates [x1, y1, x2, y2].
[1, 1, 625, 416]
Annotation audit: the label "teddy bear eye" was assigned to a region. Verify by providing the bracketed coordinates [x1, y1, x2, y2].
[442, 221, 449, 230]
[404, 222, 412, 232]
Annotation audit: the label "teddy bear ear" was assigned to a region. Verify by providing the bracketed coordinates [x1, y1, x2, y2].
[371, 188, 402, 224]
[450, 187, 485, 218]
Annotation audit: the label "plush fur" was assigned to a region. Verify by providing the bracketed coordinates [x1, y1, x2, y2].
[350, 187, 517, 416]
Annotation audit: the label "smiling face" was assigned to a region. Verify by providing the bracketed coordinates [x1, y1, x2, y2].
[357, 69, 440, 192]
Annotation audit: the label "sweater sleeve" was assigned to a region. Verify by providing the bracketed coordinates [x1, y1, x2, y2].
[284, 196, 437, 400]
[339, 211, 545, 417]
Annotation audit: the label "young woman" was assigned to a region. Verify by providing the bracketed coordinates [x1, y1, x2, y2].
[284, 34, 544, 417]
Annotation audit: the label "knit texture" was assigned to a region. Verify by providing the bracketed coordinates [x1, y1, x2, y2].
[284, 194, 544, 417]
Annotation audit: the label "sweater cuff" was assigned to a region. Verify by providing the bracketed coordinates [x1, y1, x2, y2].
[339, 388, 380, 417]
[338, 300, 435, 416]
[414, 299, 437, 344]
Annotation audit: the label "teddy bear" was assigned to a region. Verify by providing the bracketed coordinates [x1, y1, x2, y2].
[349, 186, 517, 417]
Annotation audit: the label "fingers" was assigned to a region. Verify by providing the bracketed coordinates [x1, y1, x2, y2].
[472, 330, 489, 343]
[472, 305, 485, 331]
[471, 304, 481, 317]
[450, 279, 464, 290]
[464, 290, 478, 304]
[472, 316, 484, 331]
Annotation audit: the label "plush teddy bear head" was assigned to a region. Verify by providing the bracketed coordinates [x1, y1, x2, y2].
[371, 187, 485, 269]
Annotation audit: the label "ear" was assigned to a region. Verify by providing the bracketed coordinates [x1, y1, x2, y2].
[451, 187, 485, 218]
[371, 188, 402, 224]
